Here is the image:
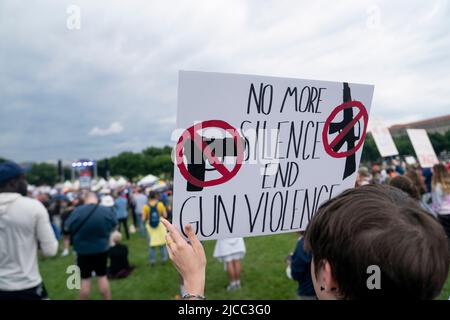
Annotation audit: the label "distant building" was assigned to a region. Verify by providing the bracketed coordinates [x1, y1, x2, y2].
[389, 114, 450, 137]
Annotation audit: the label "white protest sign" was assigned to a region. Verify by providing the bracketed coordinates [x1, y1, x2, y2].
[369, 119, 398, 157]
[406, 129, 439, 168]
[173, 71, 374, 240]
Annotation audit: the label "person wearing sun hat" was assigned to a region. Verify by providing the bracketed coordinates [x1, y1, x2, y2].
[0, 162, 58, 300]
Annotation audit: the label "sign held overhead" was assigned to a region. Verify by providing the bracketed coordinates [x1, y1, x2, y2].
[407, 129, 439, 168]
[173, 71, 374, 240]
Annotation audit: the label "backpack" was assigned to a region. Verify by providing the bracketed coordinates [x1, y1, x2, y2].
[149, 202, 160, 228]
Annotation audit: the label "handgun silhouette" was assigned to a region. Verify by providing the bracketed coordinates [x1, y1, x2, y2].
[184, 137, 241, 191]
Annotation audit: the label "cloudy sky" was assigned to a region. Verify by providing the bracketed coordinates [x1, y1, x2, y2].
[0, 0, 449, 162]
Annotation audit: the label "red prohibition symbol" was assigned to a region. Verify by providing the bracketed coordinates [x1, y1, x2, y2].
[175, 120, 244, 188]
[322, 101, 369, 158]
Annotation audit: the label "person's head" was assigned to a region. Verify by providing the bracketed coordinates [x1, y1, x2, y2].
[432, 163, 450, 194]
[100, 195, 114, 207]
[372, 164, 380, 174]
[356, 167, 371, 187]
[149, 191, 157, 200]
[405, 168, 426, 195]
[0, 162, 27, 196]
[110, 230, 122, 246]
[386, 167, 395, 176]
[304, 184, 449, 300]
[83, 191, 98, 205]
[359, 167, 369, 176]
[74, 194, 84, 206]
[389, 175, 420, 200]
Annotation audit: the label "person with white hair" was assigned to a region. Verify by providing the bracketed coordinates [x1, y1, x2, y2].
[107, 231, 134, 279]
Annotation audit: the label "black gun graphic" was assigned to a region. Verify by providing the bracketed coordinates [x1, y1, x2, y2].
[184, 137, 242, 191]
[328, 82, 361, 180]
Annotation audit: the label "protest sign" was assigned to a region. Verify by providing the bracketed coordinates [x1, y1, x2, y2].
[369, 119, 398, 157]
[406, 129, 439, 168]
[173, 71, 374, 240]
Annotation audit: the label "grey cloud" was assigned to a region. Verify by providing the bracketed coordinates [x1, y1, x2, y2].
[0, 0, 449, 162]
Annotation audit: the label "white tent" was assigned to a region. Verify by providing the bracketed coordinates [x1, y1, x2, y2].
[108, 177, 117, 189]
[137, 174, 158, 187]
[149, 180, 168, 192]
[90, 178, 107, 192]
[73, 180, 80, 190]
[96, 178, 107, 188]
[117, 177, 128, 188]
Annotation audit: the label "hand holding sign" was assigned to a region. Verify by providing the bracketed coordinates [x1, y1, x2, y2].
[162, 218, 206, 296]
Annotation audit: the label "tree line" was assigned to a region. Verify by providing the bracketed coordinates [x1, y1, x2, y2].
[1, 131, 449, 186]
[361, 130, 450, 163]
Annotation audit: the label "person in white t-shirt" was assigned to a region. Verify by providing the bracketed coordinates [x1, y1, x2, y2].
[0, 162, 58, 300]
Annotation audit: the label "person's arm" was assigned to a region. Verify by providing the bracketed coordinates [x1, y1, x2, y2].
[161, 218, 206, 299]
[109, 208, 119, 229]
[142, 205, 148, 223]
[158, 202, 168, 219]
[36, 203, 58, 257]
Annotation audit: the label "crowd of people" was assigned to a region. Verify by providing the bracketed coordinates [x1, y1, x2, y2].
[161, 159, 450, 300]
[284, 159, 450, 300]
[1, 158, 450, 300]
[0, 161, 175, 300]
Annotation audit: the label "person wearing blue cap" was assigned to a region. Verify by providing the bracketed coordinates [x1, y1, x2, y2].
[0, 162, 58, 300]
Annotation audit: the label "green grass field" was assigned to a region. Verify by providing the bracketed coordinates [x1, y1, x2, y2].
[39, 229, 450, 300]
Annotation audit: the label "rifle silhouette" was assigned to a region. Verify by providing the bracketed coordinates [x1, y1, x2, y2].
[328, 83, 360, 180]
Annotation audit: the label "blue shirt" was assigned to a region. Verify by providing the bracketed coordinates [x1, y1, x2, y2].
[291, 237, 316, 297]
[422, 168, 433, 193]
[161, 193, 168, 206]
[65, 204, 118, 255]
[114, 197, 128, 219]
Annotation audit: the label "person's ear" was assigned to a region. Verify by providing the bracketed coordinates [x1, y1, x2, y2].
[318, 260, 339, 297]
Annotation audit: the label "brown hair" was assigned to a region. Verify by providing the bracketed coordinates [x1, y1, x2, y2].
[432, 163, 450, 194]
[389, 175, 420, 200]
[304, 184, 449, 300]
[405, 168, 426, 195]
